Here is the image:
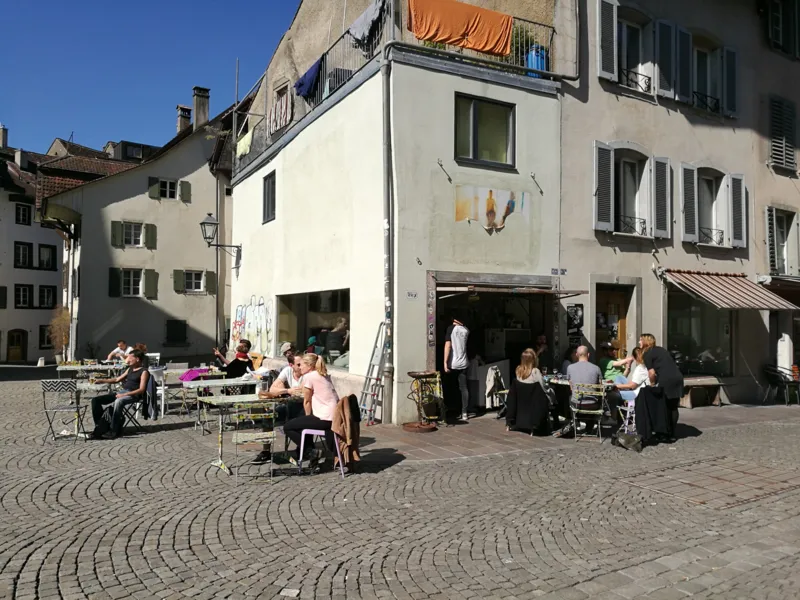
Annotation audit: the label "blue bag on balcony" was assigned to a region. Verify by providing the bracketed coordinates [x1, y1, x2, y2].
[526, 44, 549, 78]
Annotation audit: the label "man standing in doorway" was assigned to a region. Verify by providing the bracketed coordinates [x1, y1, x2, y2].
[444, 314, 470, 423]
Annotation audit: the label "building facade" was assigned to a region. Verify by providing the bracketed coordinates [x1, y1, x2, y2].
[42, 88, 234, 361]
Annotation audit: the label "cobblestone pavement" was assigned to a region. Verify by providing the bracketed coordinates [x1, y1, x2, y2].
[5, 380, 800, 599]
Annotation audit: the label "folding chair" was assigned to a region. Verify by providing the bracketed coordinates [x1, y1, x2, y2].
[570, 383, 609, 442]
[41, 379, 87, 445]
[145, 352, 161, 367]
[763, 365, 799, 406]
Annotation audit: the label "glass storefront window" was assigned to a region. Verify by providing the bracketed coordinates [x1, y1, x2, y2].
[667, 287, 732, 377]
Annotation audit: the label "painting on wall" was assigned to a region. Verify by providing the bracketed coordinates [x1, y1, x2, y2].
[231, 295, 273, 355]
[455, 186, 531, 234]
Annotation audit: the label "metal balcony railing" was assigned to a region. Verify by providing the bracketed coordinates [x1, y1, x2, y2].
[693, 92, 721, 114]
[699, 227, 725, 245]
[616, 214, 647, 236]
[619, 68, 651, 94]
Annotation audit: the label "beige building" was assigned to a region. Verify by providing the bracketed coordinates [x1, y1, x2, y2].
[42, 88, 235, 361]
[231, 0, 800, 421]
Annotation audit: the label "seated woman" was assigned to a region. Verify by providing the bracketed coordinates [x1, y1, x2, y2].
[613, 347, 648, 405]
[283, 353, 339, 466]
[216, 340, 253, 378]
[90, 349, 150, 439]
[506, 348, 555, 436]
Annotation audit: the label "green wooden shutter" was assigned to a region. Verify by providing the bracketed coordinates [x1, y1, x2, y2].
[108, 268, 121, 297]
[179, 180, 192, 203]
[110, 221, 123, 247]
[173, 270, 185, 293]
[148, 177, 160, 199]
[0, 286, 6, 309]
[144, 224, 157, 249]
[205, 271, 217, 295]
[144, 269, 158, 299]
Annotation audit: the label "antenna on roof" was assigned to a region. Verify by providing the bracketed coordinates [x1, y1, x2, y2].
[68, 131, 74, 143]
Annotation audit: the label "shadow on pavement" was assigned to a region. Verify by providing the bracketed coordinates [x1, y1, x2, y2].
[0, 365, 57, 382]
[675, 423, 702, 439]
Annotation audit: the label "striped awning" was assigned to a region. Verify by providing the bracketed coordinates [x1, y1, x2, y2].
[661, 269, 799, 311]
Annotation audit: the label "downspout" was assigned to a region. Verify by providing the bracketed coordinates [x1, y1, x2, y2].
[215, 174, 221, 347]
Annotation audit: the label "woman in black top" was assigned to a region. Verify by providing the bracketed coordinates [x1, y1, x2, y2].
[219, 341, 254, 378]
[90, 349, 150, 439]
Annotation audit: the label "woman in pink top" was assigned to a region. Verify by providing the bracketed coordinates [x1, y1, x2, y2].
[283, 353, 339, 465]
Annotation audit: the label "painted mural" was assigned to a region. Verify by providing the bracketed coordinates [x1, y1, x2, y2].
[231, 295, 273, 355]
[455, 186, 531, 234]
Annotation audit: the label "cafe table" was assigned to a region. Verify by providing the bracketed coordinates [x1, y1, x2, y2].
[181, 376, 257, 433]
[54, 381, 113, 439]
[57, 363, 124, 378]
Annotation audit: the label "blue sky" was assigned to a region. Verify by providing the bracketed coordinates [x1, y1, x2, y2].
[0, 0, 301, 153]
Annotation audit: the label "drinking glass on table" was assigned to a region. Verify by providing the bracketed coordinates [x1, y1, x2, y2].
[542, 367, 549, 376]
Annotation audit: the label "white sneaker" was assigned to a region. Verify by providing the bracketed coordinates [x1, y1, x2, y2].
[460, 413, 469, 422]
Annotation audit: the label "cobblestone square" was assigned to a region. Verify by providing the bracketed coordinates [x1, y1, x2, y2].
[4, 377, 800, 599]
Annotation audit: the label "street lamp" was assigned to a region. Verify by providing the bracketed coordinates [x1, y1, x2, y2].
[199, 213, 241, 259]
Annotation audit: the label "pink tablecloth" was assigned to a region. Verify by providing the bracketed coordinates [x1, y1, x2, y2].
[178, 368, 209, 382]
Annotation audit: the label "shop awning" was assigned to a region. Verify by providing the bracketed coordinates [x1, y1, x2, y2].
[437, 285, 587, 297]
[660, 268, 799, 311]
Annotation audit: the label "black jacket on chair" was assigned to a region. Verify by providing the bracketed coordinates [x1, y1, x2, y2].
[506, 379, 551, 435]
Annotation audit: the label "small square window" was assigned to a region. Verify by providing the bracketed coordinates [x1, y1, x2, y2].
[263, 172, 276, 223]
[39, 285, 56, 309]
[159, 180, 177, 199]
[455, 95, 515, 167]
[123, 222, 143, 247]
[39, 325, 54, 350]
[14, 242, 33, 268]
[126, 145, 143, 159]
[166, 319, 188, 344]
[185, 270, 204, 292]
[14, 284, 33, 308]
[15, 204, 32, 226]
[122, 269, 143, 297]
[225, 186, 233, 196]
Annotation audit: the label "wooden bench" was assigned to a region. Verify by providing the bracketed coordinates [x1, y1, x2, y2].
[680, 376, 730, 409]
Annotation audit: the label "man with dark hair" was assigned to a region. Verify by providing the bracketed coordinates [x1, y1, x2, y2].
[90, 349, 150, 439]
[106, 339, 133, 361]
[444, 314, 470, 423]
[534, 332, 554, 372]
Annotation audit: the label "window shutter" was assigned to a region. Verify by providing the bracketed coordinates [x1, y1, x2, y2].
[144, 224, 157, 250]
[205, 271, 217, 295]
[730, 174, 746, 248]
[722, 47, 738, 117]
[675, 27, 693, 104]
[179, 180, 192, 203]
[108, 268, 121, 297]
[0, 286, 6, 309]
[769, 0, 784, 48]
[143, 269, 158, 299]
[597, 0, 618, 82]
[655, 21, 676, 98]
[593, 141, 615, 232]
[172, 269, 185, 294]
[148, 177, 160, 199]
[110, 221, 123, 248]
[680, 163, 698, 243]
[766, 206, 778, 275]
[652, 157, 671, 239]
[769, 96, 797, 170]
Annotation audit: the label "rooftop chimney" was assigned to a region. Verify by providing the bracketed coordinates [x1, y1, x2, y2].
[176, 105, 192, 134]
[0, 123, 7, 149]
[192, 87, 210, 132]
[15, 149, 27, 170]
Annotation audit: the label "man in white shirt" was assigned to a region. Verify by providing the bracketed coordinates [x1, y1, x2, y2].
[106, 340, 133, 361]
[444, 315, 470, 423]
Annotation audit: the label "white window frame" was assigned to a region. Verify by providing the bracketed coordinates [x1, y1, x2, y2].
[122, 269, 143, 298]
[39, 325, 54, 349]
[618, 158, 641, 221]
[15, 203, 31, 226]
[159, 179, 177, 200]
[612, 151, 651, 237]
[775, 210, 792, 275]
[14, 243, 31, 268]
[184, 270, 205, 293]
[618, 20, 643, 84]
[123, 222, 144, 247]
[39, 286, 55, 309]
[697, 175, 718, 232]
[15, 285, 31, 308]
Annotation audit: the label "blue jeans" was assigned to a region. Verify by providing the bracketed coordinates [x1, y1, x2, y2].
[91, 393, 137, 436]
[614, 375, 636, 403]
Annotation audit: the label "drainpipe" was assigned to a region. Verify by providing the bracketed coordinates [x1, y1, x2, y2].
[382, 11, 395, 424]
[215, 175, 221, 347]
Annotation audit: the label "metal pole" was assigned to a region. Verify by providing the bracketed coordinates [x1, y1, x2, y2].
[215, 175, 220, 347]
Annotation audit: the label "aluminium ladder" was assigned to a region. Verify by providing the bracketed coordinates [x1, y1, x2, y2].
[359, 322, 386, 425]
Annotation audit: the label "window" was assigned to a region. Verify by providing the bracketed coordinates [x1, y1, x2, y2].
[39, 325, 53, 350]
[159, 180, 177, 199]
[455, 95, 515, 167]
[667, 287, 732, 377]
[616, 158, 643, 233]
[768, 0, 799, 56]
[126, 145, 142, 159]
[225, 186, 232, 196]
[72, 267, 80, 299]
[122, 269, 143, 297]
[166, 319, 188, 344]
[681, 165, 745, 247]
[14, 242, 33, 268]
[38, 244, 56, 270]
[123, 222, 143, 247]
[278, 289, 350, 371]
[617, 21, 650, 92]
[692, 46, 720, 113]
[767, 207, 797, 275]
[769, 96, 797, 171]
[14, 284, 33, 308]
[185, 270, 204, 292]
[263, 172, 276, 223]
[776, 210, 792, 275]
[15, 203, 31, 226]
[39, 285, 56, 309]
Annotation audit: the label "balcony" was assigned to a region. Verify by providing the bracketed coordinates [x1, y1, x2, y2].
[619, 69, 651, 94]
[616, 214, 648, 236]
[699, 227, 725, 246]
[693, 92, 721, 114]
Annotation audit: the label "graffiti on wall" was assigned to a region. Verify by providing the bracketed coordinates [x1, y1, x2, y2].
[232, 295, 273, 354]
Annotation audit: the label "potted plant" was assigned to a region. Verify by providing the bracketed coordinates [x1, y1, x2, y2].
[48, 306, 70, 364]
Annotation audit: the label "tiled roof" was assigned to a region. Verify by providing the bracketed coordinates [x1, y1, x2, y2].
[39, 155, 136, 177]
[52, 139, 109, 160]
[37, 174, 89, 205]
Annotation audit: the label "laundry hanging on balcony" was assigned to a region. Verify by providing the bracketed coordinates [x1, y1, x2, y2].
[349, 0, 386, 56]
[236, 129, 252, 158]
[294, 58, 323, 100]
[407, 0, 513, 57]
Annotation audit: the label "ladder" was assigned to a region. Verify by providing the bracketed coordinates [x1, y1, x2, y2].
[359, 322, 386, 425]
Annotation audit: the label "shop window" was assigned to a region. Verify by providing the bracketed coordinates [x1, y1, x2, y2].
[277, 289, 350, 370]
[667, 287, 732, 377]
[455, 94, 515, 167]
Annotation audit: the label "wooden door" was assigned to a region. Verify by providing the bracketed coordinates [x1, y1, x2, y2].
[596, 290, 631, 356]
[8, 329, 26, 362]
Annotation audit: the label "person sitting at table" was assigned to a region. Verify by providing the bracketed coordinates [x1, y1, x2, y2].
[305, 336, 317, 354]
[106, 339, 133, 362]
[561, 345, 577, 376]
[270, 353, 304, 394]
[598, 342, 633, 381]
[283, 353, 339, 467]
[89, 349, 150, 439]
[566, 346, 603, 433]
[218, 340, 253, 378]
[326, 318, 350, 355]
[134, 342, 148, 353]
[613, 347, 648, 405]
[505, 348, 554, 435]
[213, 339, 250, 366]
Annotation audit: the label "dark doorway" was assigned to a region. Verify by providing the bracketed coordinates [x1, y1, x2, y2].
[7, 329, 27, 362]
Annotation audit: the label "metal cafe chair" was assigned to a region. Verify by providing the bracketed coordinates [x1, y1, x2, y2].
[41, 379, 87, 444]
[570, 383, 609, 442]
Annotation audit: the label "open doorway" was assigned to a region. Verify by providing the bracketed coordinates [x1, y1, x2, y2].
[7, 329, 27, 362]
[595, 285, 634, 355]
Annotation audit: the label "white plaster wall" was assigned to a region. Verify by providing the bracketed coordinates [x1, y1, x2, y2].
[0, 190, 63, 362]
[48, 133, 222, 359]
[391, 64, 562, 423]
[230, 74, 385, 394]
